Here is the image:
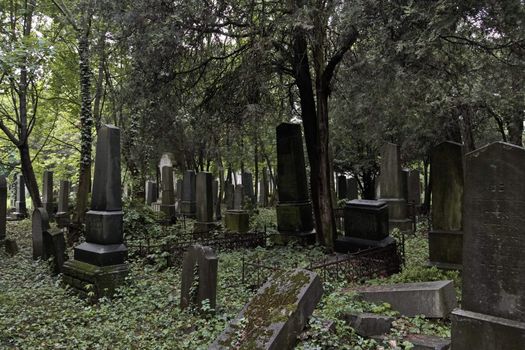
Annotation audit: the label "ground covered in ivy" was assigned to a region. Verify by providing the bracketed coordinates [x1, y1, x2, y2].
[1, 211, 459, 349]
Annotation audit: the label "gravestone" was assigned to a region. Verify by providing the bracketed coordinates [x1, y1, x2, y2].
[195, 172, 215, 233]
[429, 141, 464, 270]
[176, 179, 182, 202]
[355, 280, 457, 318]
[180, 245, 218, 310]
[32, 208, 50, 260]
[343, 313, 395, 337]
[181, 170, 196, 218]
[158, 152, 174, 170]
[233, 184, 244, 210]
[62, 125, 129, 299]
[160, 166, 176, 223]
[451, 142, 525, 349]
[44, 228, 67, 274]
[5, 239, 18, 256]
[378, 143, 411, 232]
[210, 268, 323, 350]
[337, 175, 347, 200]
[242, 171, 255, 204]
[407, 170, 421, 205]
[335, 199, 393, 253]
[224, 210, 250, 233]
[275, 123, 315, 241]
[13, 174, 27, 219]
[56, 180, 70, 227]
[224, 182, 234, 210]
[212, 179, 221, 220]
[42, 170, 55, 219]
[347, 177, 358, 200]
[145, 180, 157, 205]
[0, 176, 6, 240]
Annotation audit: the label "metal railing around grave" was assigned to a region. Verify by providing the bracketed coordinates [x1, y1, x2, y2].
[125, 227, 267, 267]
[241, 243, 402, 288]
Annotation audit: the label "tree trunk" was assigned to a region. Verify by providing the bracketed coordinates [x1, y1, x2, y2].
[19, 143, 42, 209]
[458, 104, 475, 153]
[73, 31, 93, 225]
[507, 112, 524, 146]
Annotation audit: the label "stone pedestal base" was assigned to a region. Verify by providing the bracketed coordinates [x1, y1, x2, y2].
[334, 236, 395, 253]
[380, 198, 412, 232]
[62, 259, 129, 299]
[74, 242, 127, 266]
[160, 204, 177, 224]
[389, 219, 413, 233]
[428, 230, 463, 270]
[451, 309, 525, 350]
[85, 210, 123, 244]
[180, 201, 196, 218]
[276, 201, 314, 234]
[224, 210, 249, 233]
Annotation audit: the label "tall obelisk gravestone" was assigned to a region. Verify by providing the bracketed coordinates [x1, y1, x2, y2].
[13, 174, 27, 219]
[56, 180, 71, 227]
[195, 172, 215, 233]
[275, 123, 315, 242]
[451, 142, 525, 349]
[160, 166, 176, 223]
[42, 170, 55, 219]
[181, 170, 196, 218]
[62, 125, 128, 299]
[429, 141, 464, 269]
[378, 143, 411, 232]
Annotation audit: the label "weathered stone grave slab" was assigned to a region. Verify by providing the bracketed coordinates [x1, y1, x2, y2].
[42, 170, 55, 219]
[44, 229, 68, 274]
[405, 333, 451, 350]
[342, 312, 394, 337]
[224, 210, 250, 233]
[355, 280, 456, 318]
[180, 245, 218, 310]
[451, 142, 525, 349]
[32, 208, 50, 260]
[210, 268, 323, 350]
[181, 170, 196, 217]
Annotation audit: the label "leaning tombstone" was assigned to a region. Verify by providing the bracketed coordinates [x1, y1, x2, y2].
[181, 170, 197, 218]
[429, 141, 464, 270]
[180, 245, 218, 311]
[0, 176, 6, 240]
[42, 170, 55, 219]
[56, 180, 71, 228]
[210, 268, 323, 350]
[195, 172, 215, 233]
[12, 174, 27, 219]
[378, 143, 412, 232]
[32, 208, 50, 260]
[451, 142, 525, 349]
[62, 125, 129, 299]
[275, 123, 315, 243]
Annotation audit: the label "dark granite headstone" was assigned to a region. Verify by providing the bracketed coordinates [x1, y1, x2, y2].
[210, 269, 323, 350]
[44, 229, 68, 274]
[181, 170, 196, 217]
[62, 125, 128, 299]
[42, 170, 55, 218]
[242, 171, 255, 204]
[407, 170, 421, 205]
[180, 245, 218, 310]
[347, 177, 358, 200]
[32, 208, 50, 260]
[233, 184, 244, 210]
[56, 180, 70, 228]
[195, 172, 215, 233]
[145, 180, 156, 205]
[160, 166, 176, 222]
[378, 143, 411, 232]
[175, 179, 182, 201]
[429, 141, 464, 270]
[224, 182, 234, 210]
[13, 174, 27, 219]
[275, 123, 314, 239]
[451, 142, 525, 349]
[337, 175, 347, 200]
[212, 179, 221, 220]
[259, 167, 269, 207]
[0, 176, 6, 240]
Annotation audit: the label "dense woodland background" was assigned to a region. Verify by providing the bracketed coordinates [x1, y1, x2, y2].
[0, 0, 523, 247]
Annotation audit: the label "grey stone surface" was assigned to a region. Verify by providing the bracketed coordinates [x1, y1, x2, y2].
[355, 280, 457, 318]
[32, 208, 50, 260]
[405, 333, 451, 350]
[160, 166, 176, 221]
[234, 184, 244, 210]
[91, 125, 122, 211]
[259, 168, 269, 207]
[452, 142, 525, 349]
[337, 175, 347, 200]
[195, 172, 215, 233]
[344, 199, 389, 240]
[378, 143, 411, 232]
[347, 177, 358, 200]
[44, 229, 68, 274]
[181, 170, 196, 217]
[74, 242, 127, 266]
[180, 245, 218, 310]
[429, 141, 464, 269]
[224, 182, 234, 210]
[85, 210, 124, 244]
[224, 210, 250, 233]
[407, 170, 421, 205]
[56, 180, 71, 227]
[212, 179, 221, 220]
[210, 268, 323, 350]
[0, 176, 6, 240]
[343, 312, 394, 337]
[13, 174, 27, 218]
[242, 172, 255, 204]
[145, 180, 157, 205]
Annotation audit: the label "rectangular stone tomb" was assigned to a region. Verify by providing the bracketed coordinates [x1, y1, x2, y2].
[210, 269, 323, 350]
[354, 280, 456, 318]
[224, 210, 250, 233]
[344, 200, 389, 240]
